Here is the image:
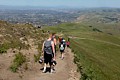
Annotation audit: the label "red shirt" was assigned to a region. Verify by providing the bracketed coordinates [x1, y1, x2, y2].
[59, 38, 62, 43]
[66, 41, 70, 45]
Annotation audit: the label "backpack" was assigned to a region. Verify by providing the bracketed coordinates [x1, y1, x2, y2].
[44, 40, 52, 55]
[60, 44, 64, 50]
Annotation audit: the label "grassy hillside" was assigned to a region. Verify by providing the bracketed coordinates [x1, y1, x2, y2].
[0, 20, 47, 73]
[43, 23, 120, 80]
[0, 20, 47, 53]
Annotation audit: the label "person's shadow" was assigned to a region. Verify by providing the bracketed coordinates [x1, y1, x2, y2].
[40, 67, 51, 73]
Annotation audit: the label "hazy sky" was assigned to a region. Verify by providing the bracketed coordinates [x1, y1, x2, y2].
[0, 0, 120, 8]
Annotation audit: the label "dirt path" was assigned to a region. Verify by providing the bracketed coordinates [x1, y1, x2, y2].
[29, 48, 80, 80]
[0, 38, 80, 80]
[0, 39, 80, 80]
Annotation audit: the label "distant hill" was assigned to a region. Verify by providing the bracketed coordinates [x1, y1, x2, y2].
[75, 8, 120, 36]
[76, 8, 120, 24]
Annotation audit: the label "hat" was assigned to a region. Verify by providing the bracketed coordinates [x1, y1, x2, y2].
[63, 40, 65, 41]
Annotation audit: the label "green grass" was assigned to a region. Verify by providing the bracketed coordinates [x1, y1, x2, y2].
[43, 23, 120, 80]
[71, 39, 120, 80]
[0, 43, 10, 54]
[10, 52, 26, 72]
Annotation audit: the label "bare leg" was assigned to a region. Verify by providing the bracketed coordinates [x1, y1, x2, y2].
[50, 63, 54, 73]
[61, 52, 62, 58]
[43, 63, 46, 73]
[61, 52, 64, 60]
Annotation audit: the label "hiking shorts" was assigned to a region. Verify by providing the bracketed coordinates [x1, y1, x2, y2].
[44, 53, 53, 65]
[67, 45, 69, 47]
[60, 50, 64, 53]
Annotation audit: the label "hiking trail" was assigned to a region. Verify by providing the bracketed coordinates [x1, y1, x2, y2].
[0, 38, 80, 80]
[29, 48, 80, 80]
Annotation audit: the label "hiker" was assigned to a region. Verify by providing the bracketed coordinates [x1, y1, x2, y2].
[59, 40, 66, 60]
[51, 33, 57, 71]
[61, 38, 66, 49]
[52, 33, 57, 54]
[58, 36, 62, 44]
[66, 39, 70, 47]
[42, 33, 56, 73]
[66, 41, 70, 47]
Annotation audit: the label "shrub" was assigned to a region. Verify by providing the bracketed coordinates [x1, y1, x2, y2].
[10, 52, 26, 72]
[0, 47, 7, 54]
[89, 26, 93, 27]
[10, 40, 30, 50]
[93, 28, 103, 33]
[0, 43, 10, 54]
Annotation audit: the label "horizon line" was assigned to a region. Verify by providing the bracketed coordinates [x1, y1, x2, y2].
[0, 5, 120, 9]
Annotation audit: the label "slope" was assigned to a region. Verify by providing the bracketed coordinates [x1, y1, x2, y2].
[43, 23, 120, 80]
[0, 21, 80, 80]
